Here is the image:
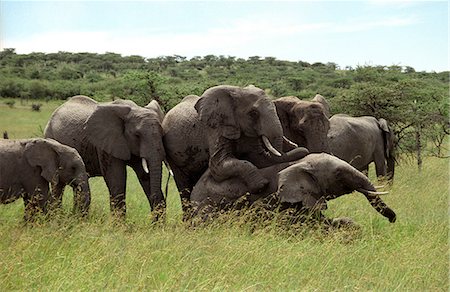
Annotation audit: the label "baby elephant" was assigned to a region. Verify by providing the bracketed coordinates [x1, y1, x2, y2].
[191, 153, 396, 224]
[0, 138, 91, 220]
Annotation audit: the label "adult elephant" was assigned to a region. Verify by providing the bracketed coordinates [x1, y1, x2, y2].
[191, 153, 396, 224]
[328, 114, 395, 181]
[274, 95, 330, 153]
[0, 138, 91, 220]
[45, 96, 165, 219]
[163, 85, 303, 212]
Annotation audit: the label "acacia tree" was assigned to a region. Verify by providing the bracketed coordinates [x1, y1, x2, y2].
[333, 66, 449, 170]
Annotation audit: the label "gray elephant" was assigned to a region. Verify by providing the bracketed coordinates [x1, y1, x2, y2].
[328, 114, 395, 181]
[163, 85, 303, 213]
[44, 96, 165, 219]
[274, 95, 330, 153]
[0, 138, 91, 220]
[191, 153, 396, 224]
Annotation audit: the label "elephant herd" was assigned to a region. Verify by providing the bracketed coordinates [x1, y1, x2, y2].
[0, 85, 397, 226]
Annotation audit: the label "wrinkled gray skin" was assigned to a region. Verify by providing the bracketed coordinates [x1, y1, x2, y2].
[191, 153, 396, 224]
[45, 96, 165, 219]
[163, 85, 303, 213]
[274, 95, 330, 153]
[0, 138, 90, 220]
[328, 114, 395, 181]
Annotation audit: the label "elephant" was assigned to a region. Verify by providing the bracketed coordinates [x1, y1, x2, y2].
[163, 85, 303, 213]
[44, 96, 166, 219]
[190, 153, 397, 224]
[274, 95, 330, 153]
[0, 138, 91, 220]
[328, 114, 395, 181]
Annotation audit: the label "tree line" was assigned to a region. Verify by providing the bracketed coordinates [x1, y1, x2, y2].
[1, 48, 448, 167]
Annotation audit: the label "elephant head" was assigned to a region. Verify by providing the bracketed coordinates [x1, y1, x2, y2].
[195, 85, 284, 156]
[83, 99, 165, 206]
[24, 139, 91, 215]
[274, 96, 330, 153]
[277, 153, 396, 223]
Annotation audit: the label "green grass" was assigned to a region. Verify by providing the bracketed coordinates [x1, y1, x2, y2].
[0, 100, 448, 290]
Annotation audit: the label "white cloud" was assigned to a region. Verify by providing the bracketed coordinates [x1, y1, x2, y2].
[4, 14, 418, 59]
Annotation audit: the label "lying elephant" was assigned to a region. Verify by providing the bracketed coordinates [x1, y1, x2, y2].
[190, 153, 396, 224]
[0, 138, 91, 220]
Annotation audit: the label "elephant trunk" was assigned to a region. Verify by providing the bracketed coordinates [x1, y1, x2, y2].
[364, 194, 397, 223]
[260, 116, 284, 156]
[305, 128, 330, 153]
[71, 175, 91, 216]
[147, 154, 165, 218]
[339, 162, 396, 223]
[142, 132, 165, 220]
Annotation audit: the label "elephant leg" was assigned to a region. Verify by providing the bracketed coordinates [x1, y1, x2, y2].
[48, 181, 65, 213]
[374, 156, 387, 180]
[23, 182, 49, 221]
[361, 165, 369, 177]
[129, 159, 166, 222]
[101, 157, 127, 218]
[166, 161, 196, 217]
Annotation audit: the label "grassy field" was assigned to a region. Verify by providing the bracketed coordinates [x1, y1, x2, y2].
[0, 98, 448, 290]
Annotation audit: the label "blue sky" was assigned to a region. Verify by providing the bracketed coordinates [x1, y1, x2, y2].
[1, 1, 448, 72]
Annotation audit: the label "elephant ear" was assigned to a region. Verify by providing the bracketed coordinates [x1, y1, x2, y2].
[378, 118, 395, 159]
[194, 87, 240, 140]
[274, 97, 299, 133]
[311, 94, 330, 118]
[145, 100, 165, 123]
[84, 104, 132, 160]
[277, 164, 325, 210]
[378, 118, 390, 133]
[24, 139, 59, 183]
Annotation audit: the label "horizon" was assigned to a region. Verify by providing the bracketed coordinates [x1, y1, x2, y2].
[1, 1, 448, 72]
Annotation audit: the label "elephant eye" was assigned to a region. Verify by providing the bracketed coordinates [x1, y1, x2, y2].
[248, 109, 259, 120]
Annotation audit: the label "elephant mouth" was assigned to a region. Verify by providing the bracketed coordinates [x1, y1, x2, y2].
[262, 135, 282, 157]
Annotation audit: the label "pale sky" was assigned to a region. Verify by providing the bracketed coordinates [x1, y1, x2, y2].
[1, 1, 448, 72]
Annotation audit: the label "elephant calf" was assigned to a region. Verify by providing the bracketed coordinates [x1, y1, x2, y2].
[191, 153, 396, 225]
[0, 138, 91, 220]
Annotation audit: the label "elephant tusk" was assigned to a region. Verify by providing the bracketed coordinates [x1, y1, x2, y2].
[283, 136, 298, 148]
[374, 184, 386, 189]
[262, 135, 282, 157]
[358, 188, 389, 195]
[142, 158, 149, 174]
[163, 161, 174, 176]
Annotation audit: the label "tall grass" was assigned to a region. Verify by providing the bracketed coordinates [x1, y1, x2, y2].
[0, 100, 448, 290]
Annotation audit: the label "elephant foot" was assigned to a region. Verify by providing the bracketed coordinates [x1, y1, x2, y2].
[329, 217, 359, 229]
[151, 202, 166, 224]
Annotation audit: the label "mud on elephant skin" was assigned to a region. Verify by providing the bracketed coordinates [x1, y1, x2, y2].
[0, 138, 91, 220]
[45, 96, 166, 220]
[274, 95, 330, 153]
[191, 153, 396, 225]
[328, 114, 396, 181]
[163, 85, 303, 213]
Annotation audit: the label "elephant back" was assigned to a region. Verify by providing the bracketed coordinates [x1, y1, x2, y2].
[162, 95, 208, 172]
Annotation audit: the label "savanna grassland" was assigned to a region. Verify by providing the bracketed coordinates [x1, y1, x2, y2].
[0, 98, 448, 290]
